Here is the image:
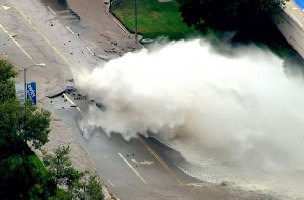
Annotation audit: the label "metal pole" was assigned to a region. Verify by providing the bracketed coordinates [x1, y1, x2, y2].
[24, 68, 27, 103]
[24, 68, 27, 134]
[135, 0, 138, 43]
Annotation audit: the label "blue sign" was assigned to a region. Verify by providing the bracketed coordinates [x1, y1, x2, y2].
[27, 82, 37, 105]
[295, 0, 304, 9]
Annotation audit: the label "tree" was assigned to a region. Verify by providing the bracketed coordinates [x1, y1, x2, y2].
[0, 151, 57, 199]
[0, 59, 54, 199]
[43, 145, 104, 200]
[0, 59, 50, 151]
[178, 0, 288, 32]
[42, 145, 84, 188]
[0, 59, 104, 199]
[0, 59, 16, 103]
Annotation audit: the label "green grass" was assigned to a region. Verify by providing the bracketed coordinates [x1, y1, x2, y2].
[111, 0, 199, 40]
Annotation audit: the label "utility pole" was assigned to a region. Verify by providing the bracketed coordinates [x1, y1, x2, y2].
[135, 0, 138, 43]
[23, 63, 45, 135]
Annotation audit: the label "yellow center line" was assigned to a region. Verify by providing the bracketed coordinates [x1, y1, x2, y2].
[136, 134, 184, 186]
[9, 1, 70, 64]
[63, 93, 148, 185]
[118, 153, 148, 184]
[9, 1, 183, 188]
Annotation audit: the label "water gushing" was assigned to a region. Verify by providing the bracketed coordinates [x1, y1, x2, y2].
[74, 39, 304, 199]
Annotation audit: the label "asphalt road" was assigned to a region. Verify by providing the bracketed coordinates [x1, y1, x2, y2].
[50, 91, 273, 200]
[51, 92, 208, 200]
[0, 0, 277, 199]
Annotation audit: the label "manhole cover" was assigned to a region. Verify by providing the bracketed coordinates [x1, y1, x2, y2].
[141, 38, 154, 44]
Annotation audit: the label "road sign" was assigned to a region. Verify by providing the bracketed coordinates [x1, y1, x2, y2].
[15, 83, 25, 102]
[27, 82, 36, 105]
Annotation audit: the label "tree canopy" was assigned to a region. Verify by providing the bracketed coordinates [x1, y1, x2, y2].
[0, 59, 104, 199]
[178, 0, 288, 32]
[0, 59, 55, 199]
[43, 145, 105, 200]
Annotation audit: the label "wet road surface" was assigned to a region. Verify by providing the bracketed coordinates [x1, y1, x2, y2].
[0, 0, 278, 199]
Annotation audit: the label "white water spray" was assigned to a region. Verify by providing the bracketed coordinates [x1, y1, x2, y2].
[74, 39, 304, 198]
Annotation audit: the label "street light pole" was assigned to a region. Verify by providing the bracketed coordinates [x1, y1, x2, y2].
[23, 63, 46, 136]
[135, 0, 138, 43]
[24, 63, 46, 103]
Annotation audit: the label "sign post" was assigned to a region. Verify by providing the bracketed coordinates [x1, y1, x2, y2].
[15, 83, 25, 102]
[26, 82, 37, 105]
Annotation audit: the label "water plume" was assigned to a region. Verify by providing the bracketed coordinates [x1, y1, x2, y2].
[74, 39, 304, 198]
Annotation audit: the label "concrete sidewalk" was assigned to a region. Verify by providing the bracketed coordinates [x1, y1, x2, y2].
[277, 0, 304, 59]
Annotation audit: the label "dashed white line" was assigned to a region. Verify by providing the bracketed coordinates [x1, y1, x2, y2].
[107, 179, 115, 188]
[63, 93, 89, 121]
[86, 46, 95, 55]
[11, 1, 70, 64]
[0, 5, 11, 10]
[66, 26, 75, 35]
[0, 23, 34, 63]
[47, 5, 56, 15]
[118, 153, 148, 184]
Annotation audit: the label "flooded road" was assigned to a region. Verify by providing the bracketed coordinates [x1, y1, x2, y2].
[1, 0, 298, 199]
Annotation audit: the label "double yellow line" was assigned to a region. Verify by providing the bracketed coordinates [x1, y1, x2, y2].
[7, 1, 184, 187]
[137, 134, 184, 186]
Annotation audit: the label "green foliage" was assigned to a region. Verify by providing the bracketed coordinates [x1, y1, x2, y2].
[0, 99, 50, 150]
[43, 145, 84, 188]
[0, 154, 57, 199]
[0, 59, 17, 103]
[177, 0, 301, 59]
[43, 145, 104, 200]
[0, 59, 54, 199]
[84, 176, 104, 200]
[23, 103, 51, 149]
[0, 59, 104, 200]
[0, 59, 16, 82]
[178, 0, 288, 32]
[111, 0, 199, 39]
[0, 59, 51, 149]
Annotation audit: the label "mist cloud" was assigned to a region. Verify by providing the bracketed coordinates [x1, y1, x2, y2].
[74, 39, 304, 173]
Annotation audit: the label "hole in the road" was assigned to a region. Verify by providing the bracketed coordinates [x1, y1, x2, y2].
[57, 0, 68, 9]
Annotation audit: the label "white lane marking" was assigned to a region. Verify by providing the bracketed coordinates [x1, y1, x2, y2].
[63, 93, 89, 121]
[86, 46, 95, 55]
[0, 23, 34, 63]
[63, 93, 75, 105]
[118, 153, 148, 184]
[10, 1, 70, 64]
[131, 159, 154, 166]
[0, 5, 11, 10]
[66, 26, 75, 35]
[291, 14, 303, 28]
[107, 179, 115, 188]
[186, 183, 205, 187]
[47, 5, 56, 15]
